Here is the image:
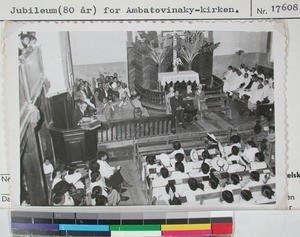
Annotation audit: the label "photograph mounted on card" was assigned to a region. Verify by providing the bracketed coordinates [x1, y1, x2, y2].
[4, 20, 287, 209]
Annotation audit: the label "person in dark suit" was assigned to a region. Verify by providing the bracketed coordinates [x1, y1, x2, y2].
[73, 100, 91, 127]
[170, 90, 186, 129]
[97, 82, 107, 102]
[83, 81, 93, 99]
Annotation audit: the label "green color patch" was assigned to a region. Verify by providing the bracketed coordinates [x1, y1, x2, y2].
[110, 225, 161, 231]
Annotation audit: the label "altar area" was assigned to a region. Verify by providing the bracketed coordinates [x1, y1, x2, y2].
[158, 70, 200, 91]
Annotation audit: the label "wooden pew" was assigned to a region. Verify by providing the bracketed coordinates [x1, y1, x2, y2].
[150, 168, 273, 205]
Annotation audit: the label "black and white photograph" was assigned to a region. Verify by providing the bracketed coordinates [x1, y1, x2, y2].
[13, 21, 286, 208]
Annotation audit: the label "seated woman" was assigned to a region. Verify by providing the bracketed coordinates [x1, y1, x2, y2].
[90, 171, 125, 205]
[118, 82, 131, 99]
[97, 151, 132, 193]
[226, 146, 242, 165]
[226, 173, 242, 189]
[181, 178, 205, 204]
[221, 190, 234, 204]
[248, 83, 264, 112]
[169, 141, 186, 159]
[242, 141, 259, 163]
[131, 93, 149, 117]
[95, 195, 109, 206]
[243, 171, 262, 188]
[201, 177, 221, 205]
[201, 150, 213, 166]
[219, 135, 242, 157]
[52, 180, 74, 206]
[145, 155, 159, 177]
[240, 189, 255, 204]
[189, 161, 210, 178]
[153, 183, 182, 205]
[221, 174, 242, 202]
[90, 171, 107, 192]
[51, 169, 62, 189]
[250, 152, 268, 170]
[64, 167, 88, 190]
[91, 185, 103, 206]
[171, 153, 187, 167]
[152, 167, 170, 188]
[169, 162, 189, 180]
[254, 185, 275, 204]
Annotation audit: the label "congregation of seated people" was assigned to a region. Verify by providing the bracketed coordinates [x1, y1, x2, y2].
[43, 151, 133, 206]
[222, 64, 274, 116]
[140, 132, 275, 206]
[72, 73, 149, 126]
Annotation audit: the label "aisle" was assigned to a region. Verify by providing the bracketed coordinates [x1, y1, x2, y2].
[109, 160, 148, 206]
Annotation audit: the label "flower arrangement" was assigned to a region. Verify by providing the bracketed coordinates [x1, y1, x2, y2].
[172, 57, 183, 67]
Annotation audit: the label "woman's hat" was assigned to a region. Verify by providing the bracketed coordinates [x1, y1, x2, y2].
[190, 149, 199, 162]
[211, 157, 229, 172]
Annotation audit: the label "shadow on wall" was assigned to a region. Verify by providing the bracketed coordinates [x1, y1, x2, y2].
[213, 52, 273, 78]
[73, 62, 128, 89]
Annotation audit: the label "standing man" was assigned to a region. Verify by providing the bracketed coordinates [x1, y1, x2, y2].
[73, 100, 90, 127]
[170, 90, 186, 129]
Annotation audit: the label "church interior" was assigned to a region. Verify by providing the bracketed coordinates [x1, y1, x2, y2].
[19, 30, 276, 207]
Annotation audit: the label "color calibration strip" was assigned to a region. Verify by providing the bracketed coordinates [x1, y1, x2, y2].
[11, 211, 233, 236]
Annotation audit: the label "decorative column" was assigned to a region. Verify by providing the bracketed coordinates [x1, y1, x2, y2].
[172, 33, 178, 73]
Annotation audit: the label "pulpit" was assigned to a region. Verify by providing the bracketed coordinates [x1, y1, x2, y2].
[48, 92, 99, 165]
[49, 125, 98, 164]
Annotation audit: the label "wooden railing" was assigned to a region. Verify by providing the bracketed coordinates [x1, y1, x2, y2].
[98, 114, 173, 143]
[205, 75, 224, 95]
[135, 82, 166, 109]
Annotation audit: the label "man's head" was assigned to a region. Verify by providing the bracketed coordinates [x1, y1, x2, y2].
[79, 84, 84, 91]
[121, 83, 127, 89]
[102, 98, 108, 104]
[79, 101, 88, 112]
[20, 34, 30, 46]
[174, 90, 180, 97]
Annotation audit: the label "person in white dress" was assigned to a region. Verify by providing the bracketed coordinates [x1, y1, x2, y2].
[169, 162, 189, 180]
[243, 171, 262, 189]
[248, 83, 264, 112]
[169, 141, 186, 159]
[250, 152, 267, 171]
[165, 86, 175, 114]
[223, 66, 233, 81]
[52, 180, 74, 206]
[180, 178, 205, 204]
[152, 167, 170, 188]
[254, 185, 275, 204]
[242, 141, 259, 163]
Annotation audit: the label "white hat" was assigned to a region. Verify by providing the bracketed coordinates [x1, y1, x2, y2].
[190, 149, 199, 162]
[211, 157, 229, 172]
